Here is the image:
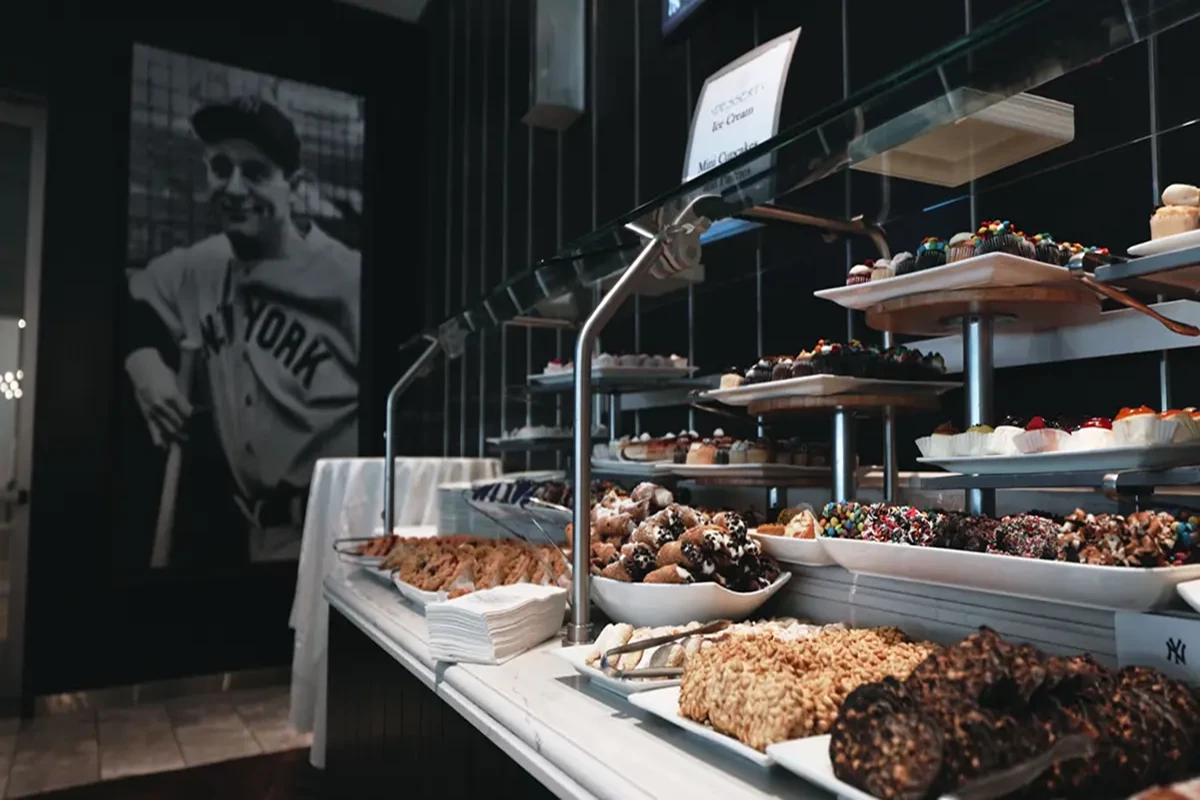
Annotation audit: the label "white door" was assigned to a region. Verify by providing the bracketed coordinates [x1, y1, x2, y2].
[0, 99, 46, 703]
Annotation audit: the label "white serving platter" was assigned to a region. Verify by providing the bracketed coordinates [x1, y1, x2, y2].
[748, 531, 836, 567]
[1127, 229, 1200, 258]
[628, 686, 773, 767]
[917, 441, 1200, 475]
[590, 572, 791, 628]
[766, 735, 873, 800]
[550, 644, 682, 697]
[391, 573, 447, 608]
[821, 537, 1200, 610]
[703, 375, 960, 406]
[668, 463, 829, 480]
[813, 252, 1072, 311]
[363, 565, 395, 584]
[529, 365, 698, 387]
[590, 459, 673, 477]
[1177, 579, 1200, 615]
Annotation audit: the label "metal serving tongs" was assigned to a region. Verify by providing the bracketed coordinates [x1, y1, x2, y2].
[599, 619, 732, 679]
[1068, 254, 1200, 336]
[940, 733, 1096, 800]
[458, 489, 572, 580]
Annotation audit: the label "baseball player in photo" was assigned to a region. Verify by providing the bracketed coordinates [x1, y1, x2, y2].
[123, 96, 360, 562]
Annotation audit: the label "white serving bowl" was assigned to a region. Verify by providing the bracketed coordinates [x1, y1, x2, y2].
[589, 572, 792, 627]
[749, 531, 836, 567]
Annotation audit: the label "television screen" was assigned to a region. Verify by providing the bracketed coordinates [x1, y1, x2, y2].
[662, 0, 710, 38]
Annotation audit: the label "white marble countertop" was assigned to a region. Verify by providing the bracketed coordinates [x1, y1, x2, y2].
[324, 570, 832, 800]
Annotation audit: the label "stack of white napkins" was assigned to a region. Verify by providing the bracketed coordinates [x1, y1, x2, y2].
[427, 583, 567, 665]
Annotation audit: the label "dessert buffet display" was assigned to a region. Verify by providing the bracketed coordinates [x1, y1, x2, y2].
[678, 626, 937, 752]
[823, 628, 1200, 800]
[816, 503, 1200, 609]
[816, 502, 1200, 568]
[572, 483, 781, 592]
[553, 618, 836, 696]
[919, 408, 1200, 458]
[852, 221, 1110, 280]
[543, 353, 691, 374]
[530, 353, 696, 387]
[567, 482, 788, 625]
[810, 220, 1117, 314]
[627, 625, 939, 766]
[597, 429, 830, 467]
[373, 536, 570, 604]
[490, 424, 608, 442]
[720, 340, 947, 388]
[917, 409, 1200, 474]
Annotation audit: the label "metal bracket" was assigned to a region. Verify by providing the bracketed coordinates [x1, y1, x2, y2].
[566, 195, 716, 646]
[437, 317, 470, 360]
[383, 335, 443, 536]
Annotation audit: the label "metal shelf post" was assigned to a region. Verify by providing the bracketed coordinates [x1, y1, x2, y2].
[963, 315, 995, 517]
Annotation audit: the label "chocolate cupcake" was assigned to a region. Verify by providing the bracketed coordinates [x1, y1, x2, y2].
[789, 350, 814, 377]
[770, 357, 794, 382]
[973, 220, 1026, 256]
[890, 251, 915, 276]
[743, 357, 775, 384]
[1031, 233, 1063, 265]
[915, 237, 947, 271]
[809, 340, 843, 374]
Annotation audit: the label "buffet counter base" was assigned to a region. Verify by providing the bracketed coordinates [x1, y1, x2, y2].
[323, 570, 832, 800]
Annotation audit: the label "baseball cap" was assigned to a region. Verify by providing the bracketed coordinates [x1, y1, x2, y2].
[192, 96, 301, 174]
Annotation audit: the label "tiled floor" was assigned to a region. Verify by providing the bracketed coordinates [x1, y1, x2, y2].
[1, 685, 310, 798]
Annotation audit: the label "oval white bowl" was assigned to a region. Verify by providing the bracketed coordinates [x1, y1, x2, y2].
[589, 572, 791, 627]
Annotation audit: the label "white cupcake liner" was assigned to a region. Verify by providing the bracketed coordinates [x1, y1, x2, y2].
[1113, 414, 1178, 447]
[951, 431, 992, 457]
[1013, 428, 1071, 454]
[916, 435, 954, 458]
[1064, 427, 1115, 452]
[989, 426, 1024, 455]
[1165, 413, 1200, 443]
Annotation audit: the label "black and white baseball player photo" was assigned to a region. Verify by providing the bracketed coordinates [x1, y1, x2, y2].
[121, 45, 363, 567]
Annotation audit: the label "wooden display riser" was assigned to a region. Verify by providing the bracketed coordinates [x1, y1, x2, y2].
[865, 284, 1102, 336]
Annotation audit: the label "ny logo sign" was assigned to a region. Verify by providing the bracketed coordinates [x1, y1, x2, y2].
[1167, 637, 1187, 666]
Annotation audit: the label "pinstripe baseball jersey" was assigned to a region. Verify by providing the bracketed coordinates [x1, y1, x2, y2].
[129, 224, 359, 499]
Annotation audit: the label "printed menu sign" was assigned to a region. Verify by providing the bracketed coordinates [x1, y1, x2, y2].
[683, 28, 801, 186]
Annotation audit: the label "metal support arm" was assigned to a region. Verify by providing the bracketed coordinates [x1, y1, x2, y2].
[567, 197, 714, 646]
[383, 336, 442, 536]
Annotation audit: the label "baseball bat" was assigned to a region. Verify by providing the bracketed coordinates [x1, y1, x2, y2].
[150, 343, 198, 568]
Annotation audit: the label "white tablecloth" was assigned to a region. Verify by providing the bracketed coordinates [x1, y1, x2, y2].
[288, 456, 501, 767]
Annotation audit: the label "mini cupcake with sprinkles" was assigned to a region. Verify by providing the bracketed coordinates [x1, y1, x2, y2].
[1031, 233, 1064, 265]
[973, 220, 1026, 257]
[914, 237, 947, 271]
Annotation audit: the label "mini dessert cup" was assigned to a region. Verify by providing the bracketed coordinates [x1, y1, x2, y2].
[1151, 184, 1200, 240]
[1165, 410, 1200, 442]
[870, 259, 894, 281]
[1012, 428, 1071, 454]
[946, 232, 976, 263]
[1065, 420, 1116, 451]
[1114, 406, 1177, 446]
[890, 251, 915, 275]
[846, 264, 872, 285]
[989, 425, 1025, 455]
[1031, 233, 1063, 265]
[915, 237, 947, 270]
[916, 433, 954, 458]
[951, 426, 994, 456]
[974, 220, 1026, 256]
